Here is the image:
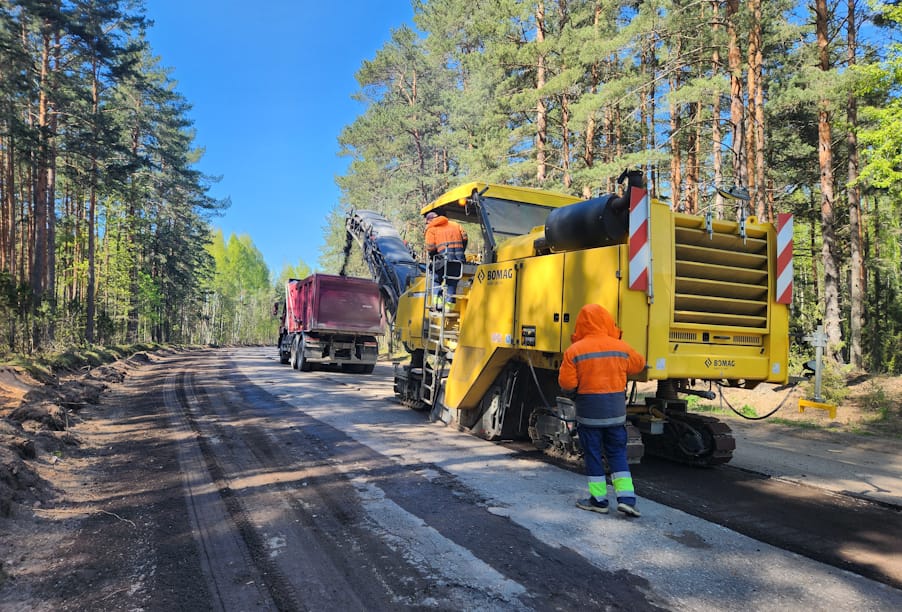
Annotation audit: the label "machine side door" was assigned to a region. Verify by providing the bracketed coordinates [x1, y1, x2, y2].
[560, 246, 625, 349]
[513, 253, 565, 352]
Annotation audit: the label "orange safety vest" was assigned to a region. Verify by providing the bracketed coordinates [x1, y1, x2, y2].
[425, 216, 467, 260]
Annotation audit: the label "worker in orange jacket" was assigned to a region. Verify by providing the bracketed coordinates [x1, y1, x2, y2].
[559, 304, 646, 517]
[424, 212, 468, 306]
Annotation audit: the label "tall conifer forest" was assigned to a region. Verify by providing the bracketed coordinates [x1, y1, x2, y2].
[2, 1, 901, 374]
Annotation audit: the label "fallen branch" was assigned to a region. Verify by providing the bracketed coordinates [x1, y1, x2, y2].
[99, 508, 136, 528]
[34, 506, 137, 528]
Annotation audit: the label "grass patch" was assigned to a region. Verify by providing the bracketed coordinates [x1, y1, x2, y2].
[1, 342, 164, 381]
[768, 417, 823, 430]
[689, 400, 759, 418]
[861, 380, 897, 421]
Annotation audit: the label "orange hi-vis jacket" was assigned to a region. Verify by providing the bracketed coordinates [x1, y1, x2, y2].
[425, 216, 468, 260]
[558, 304, 646, 426]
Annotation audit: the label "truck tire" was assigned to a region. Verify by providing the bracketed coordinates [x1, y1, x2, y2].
[279, 348, 290, 365]
[290, 336, 300, 370]
[298, 335, 312, 372]
[360, 363, 375, 374]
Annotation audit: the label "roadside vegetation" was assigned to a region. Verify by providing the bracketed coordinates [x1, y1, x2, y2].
[2, 1, 902, 388]
[681, 374, 902, 439]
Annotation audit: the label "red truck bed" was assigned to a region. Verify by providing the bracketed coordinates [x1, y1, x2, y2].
[285, 274, 383, 335]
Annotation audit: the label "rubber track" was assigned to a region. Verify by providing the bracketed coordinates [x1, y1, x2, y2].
[641, 412, 736, 467]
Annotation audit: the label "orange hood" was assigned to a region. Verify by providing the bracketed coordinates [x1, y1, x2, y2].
[571, 304, 621, 343]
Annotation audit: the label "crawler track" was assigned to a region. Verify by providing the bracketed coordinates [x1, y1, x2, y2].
[639, 412, 736, 466]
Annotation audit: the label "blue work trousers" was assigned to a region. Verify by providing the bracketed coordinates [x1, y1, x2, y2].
[579, 424, 636, 505]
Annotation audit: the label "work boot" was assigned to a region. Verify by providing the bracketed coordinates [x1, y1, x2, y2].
[576, 497, 609, 514]
[616, 502, 641, 518]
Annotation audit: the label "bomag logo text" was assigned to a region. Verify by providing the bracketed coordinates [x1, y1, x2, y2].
[486, 269, 514, 281]
[705, 358, 736, 368]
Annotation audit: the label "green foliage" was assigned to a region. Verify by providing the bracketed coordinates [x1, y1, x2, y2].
[0, 1, 225, 352]
[861, 380, 899, 421]
[801, 359, 851, 405]
[691, 400, 759, 418]
[201, 230, 287, 345]
[0, 0, 900, 371]
[276, 261, 312, 286]
[767, 418, 823, 430]
[329, 0, 902, 378]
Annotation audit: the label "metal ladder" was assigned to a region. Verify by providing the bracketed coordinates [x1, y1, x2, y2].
[420, 258, 463, 406]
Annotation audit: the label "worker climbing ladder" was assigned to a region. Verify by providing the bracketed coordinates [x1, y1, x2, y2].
[420, 257, 468, 407]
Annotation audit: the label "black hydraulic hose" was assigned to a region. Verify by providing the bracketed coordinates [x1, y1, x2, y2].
[526, 358, 577, 423]
[715, 381, 797, 420]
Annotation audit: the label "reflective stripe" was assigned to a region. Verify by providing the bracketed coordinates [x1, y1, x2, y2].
[588, 478, 607, 498]
[611, 472, 634, 496]
[776, 213, 793, 304]
[572, 350, 630, 363]
[435, 240, 465, 250]
[577, 415, 626, 427]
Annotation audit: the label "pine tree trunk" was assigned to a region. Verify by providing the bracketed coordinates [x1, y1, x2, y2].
[815, 0, 843, 360]
[536, 2, 547, 183]
[847, 0, 864, 369]
[582, 4, 601, 199]
[870, 196, 881, 364]
[712, 1, 724, 217]
[562, 94, 571, 189]
[86, 59, 99, 344]
[45, 30, 60, 343]
[686, 103, 699, 213]
[127, 124, 140, 343]
[670, 32, 682, 209]
[32, 27, 51, 306]
[2, 137, 14, 275]
[753, 0, 766, 220]
[745, 6, 758, 214]
[726, 0, 746, 193]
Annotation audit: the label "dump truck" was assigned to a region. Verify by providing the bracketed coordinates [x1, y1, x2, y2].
[277, 274, 383, 374]
[343, 170, 793, 465]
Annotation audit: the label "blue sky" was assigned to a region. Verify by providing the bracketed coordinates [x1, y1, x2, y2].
[144, 1, 414, 275]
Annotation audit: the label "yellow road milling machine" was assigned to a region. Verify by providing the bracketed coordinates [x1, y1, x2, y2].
[344, 170, 793, 466]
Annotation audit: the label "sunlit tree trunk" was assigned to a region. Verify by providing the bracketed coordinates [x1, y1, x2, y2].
[847, 0, 864, 369]
[815, 0, 842, 360]
[86, 57, 99, 343]
[749, 0, 766, 219]
[712, 1, 724, 217]
[726, 0, 746, 192]
[669, 31, 682, 208]
[536, 2, 547, 183]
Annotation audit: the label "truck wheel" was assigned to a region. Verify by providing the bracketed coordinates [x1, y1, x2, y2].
[279, 348, 290, 365]
[290, 337, 300, 370]
[360, 364, 375, 374]
[298, 336, 312, 372]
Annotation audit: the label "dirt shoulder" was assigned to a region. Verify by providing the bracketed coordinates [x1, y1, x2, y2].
[663, 373, 902, 439]
[0, 350, 211, 610]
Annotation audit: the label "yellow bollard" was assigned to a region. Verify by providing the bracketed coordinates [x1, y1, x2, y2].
[798, 398, 837, 420]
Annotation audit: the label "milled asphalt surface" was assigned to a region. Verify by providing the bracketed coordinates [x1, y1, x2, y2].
[728, 419, 902, 507]
[234, 347, 902, 611]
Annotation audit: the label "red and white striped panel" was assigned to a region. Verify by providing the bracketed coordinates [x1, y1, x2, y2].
[776, 213, 793, 304]
[628, 187, 650, 292]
